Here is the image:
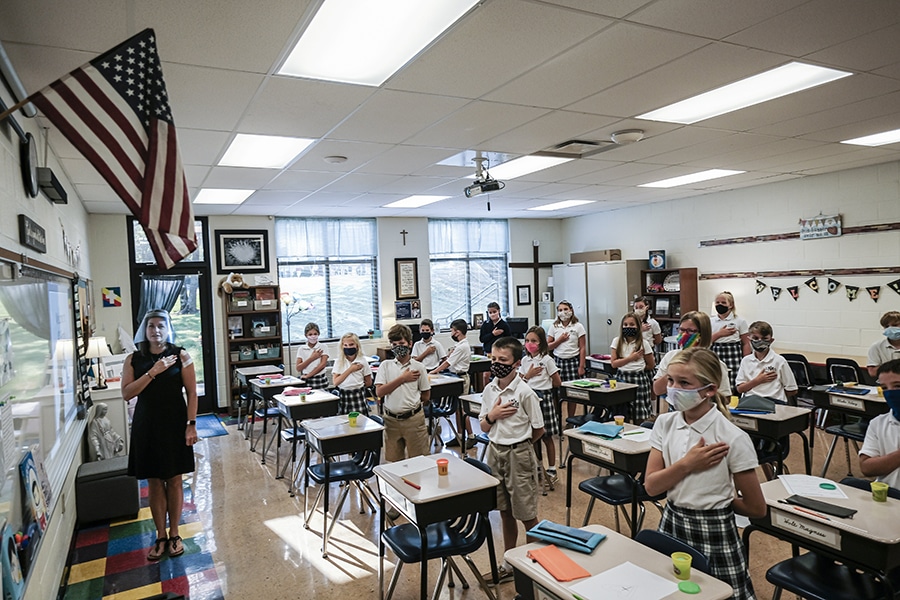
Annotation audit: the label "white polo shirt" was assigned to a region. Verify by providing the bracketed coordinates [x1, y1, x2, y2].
[412, 338, 446, 370]
[859, 412, 900, 489]
[643, 318, 662, 347]
[655, 349, 732, 397]
[519, 353, 559, 391]
[650, 408, 758, 509]
[867, 338, 900, 369]
[735, 351, 798, 402]
[711, 314, 748, 344]
[296, 341, 328, 377]
[548, 321, 586, 359]
[374, 359, 430, 413]
[446, 338, 471, 374]
[479, 375, 544, 445]
[611, 337, 654, 372]
[332, 355, 372, 390]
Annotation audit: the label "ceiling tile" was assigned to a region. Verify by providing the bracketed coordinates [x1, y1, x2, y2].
[627, 0, 806, 40]
[265, 170, 342, 191]
[0, 0, 129, 51]
[288, 140, 393, 172]
[479, 111, 619, 155]
[164, 63, 264, 131]
[203, 166, 279, 189]
[404, 101, 549, 148]
[177, 129, 231, 165]
[243, 190, 308, 206]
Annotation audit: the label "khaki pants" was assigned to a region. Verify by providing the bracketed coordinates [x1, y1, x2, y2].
[383, 410, 429, 462]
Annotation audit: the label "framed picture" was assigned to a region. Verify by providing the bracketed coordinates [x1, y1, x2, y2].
[655, 297, 670, 317]
[394, 301, 412, 320]
[473, 313, 485, 328]
[541, 292, 551, 302]
[516, 285, 531, 306]
[215, 230, 269, 274]
[395, 258, 419, 299]
[649, 249, 666, 270]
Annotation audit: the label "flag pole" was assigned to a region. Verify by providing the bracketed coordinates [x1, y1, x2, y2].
[0, 95, 34, 123]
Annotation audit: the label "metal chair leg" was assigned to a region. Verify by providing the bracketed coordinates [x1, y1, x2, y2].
[461, 554, 497, 600]
[582, 497, 596, 526]
[821, 435, 840, 477]
[384, 561, 403, 600]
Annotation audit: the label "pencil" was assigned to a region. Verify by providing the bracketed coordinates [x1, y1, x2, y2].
[401, 477, 421, 490]
[792, 506, 830, 521]
[622, 430, 645, 436]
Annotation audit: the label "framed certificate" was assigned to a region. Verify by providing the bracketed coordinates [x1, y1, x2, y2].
[394, 258, 419, 299]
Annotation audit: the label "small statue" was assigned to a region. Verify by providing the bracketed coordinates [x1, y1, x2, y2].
[89, 402, 125, 461]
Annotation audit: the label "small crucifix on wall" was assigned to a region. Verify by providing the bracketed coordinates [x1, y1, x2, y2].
[400, 229, 408, 246]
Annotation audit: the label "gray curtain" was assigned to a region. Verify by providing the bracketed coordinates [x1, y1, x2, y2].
[0, 280, 50, 339]
[136, 275, 184, 329]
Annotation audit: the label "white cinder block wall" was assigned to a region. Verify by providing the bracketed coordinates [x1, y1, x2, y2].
[562, 161, 900, 360]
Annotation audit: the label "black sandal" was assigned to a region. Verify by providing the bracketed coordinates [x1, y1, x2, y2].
[167, 535, 185, 557]
[148, 537, 167, 561]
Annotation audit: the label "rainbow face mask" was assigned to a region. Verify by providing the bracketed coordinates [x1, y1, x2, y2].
[677, 332, 700, 348]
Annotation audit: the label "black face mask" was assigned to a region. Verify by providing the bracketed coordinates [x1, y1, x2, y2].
[490, 361, 516, 379]
[622, 327, 638, 338]
[343, 347, 357, 357]
[715, 304, 730, 315]
[421, 332, 432, 340]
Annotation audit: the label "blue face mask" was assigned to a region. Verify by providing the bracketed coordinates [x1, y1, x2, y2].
[884, 388, 900, 420]
[884, 327, 900, 341]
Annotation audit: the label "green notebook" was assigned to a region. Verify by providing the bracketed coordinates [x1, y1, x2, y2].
[570, 380, 602, 388]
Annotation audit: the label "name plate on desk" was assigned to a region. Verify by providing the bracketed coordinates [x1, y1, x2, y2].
[582, 441, 614, 462]
[567, 389, 590, 401]
[731, 416, 758, 431]
[830, 396, 864, 411]
[771, 508, 841, 550]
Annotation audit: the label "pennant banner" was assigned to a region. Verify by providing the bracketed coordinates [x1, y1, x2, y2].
[787, 286, 800, 301]
[771, 286, 782, 301]
[827, 278, 842, 294]
[804, 277, 819, 292]
[867, 286, 881, 302]
[755, 280, 767, 294]
[888, 279, 900, 296]
[846, 285, 860, 301]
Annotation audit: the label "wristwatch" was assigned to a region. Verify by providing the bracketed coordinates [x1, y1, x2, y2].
[186, 419, 196, 426]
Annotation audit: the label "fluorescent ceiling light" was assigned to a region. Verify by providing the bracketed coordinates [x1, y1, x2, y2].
[639, 169, 745, 188]
[528, 200, 595, 211]
[638, 62, 852, 124]
[841, 127, 900, 147]
[194, 189, 255, 204]
[219, 134, 315, 168]
[383, 195, 449, 208]
[278, 0, 479, 86]
[489, 155, 573, 180]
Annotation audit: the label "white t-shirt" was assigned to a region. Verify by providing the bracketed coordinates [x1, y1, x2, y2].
[446, 339, 471, 374]
[711, 314, 748, 344]
[412, 338, 446, 370]
[735, 351, 797, 402]
[296, 341, 329, 377]
[519, 353, 559, 391]
[548, 321, 587, 359]
[867, 338, 900, 369]
[655, 349, 732, 397]
[643, 318, 662, 348]
[332, 355, 373, 390]
[650, 408, 758, 509]
[479, 375, 544, 445]
[859, 412, 900, 489]
[610, 337, 654, 372]
[374, 359, 431, 413]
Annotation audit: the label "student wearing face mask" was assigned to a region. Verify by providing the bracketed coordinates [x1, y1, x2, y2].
[430, 319, 473, 447]
[295, 322, 329, 389]
[375, 324, 431, 462]
[645, 347, 765, 600]
[710, 291, 750, 393]
[735, 321, 797, 404]
[480, 302, 510, 387]
[547, 301, 587, 421]
[332, 332, 374, 415]
[652, 312, 732, 401]
[610, 312, 656, 423]
[867, 311, 900, 379]
[412, 319, 446, 371]
[633, 296, 662, 362]
[859, 359, 900, 489]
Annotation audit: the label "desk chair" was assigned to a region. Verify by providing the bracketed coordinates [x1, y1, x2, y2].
[821, 357, 868, 478]
[783, 353, 821, 449]
[840, 477, 900, 500]
[578, 473, 665, 535]
[635, 530, 711, 575]
[381, 458, 498, 600]
[425, 393, 460, 450]
[766, 551, 900, 600]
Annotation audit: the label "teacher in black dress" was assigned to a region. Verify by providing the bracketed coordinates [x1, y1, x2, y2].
[122, 309, 198, 561]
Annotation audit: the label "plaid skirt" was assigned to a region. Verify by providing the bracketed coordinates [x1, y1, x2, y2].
[660, 502, 756, 600]
[711, 341, 743, 392]
[615, 370, 654, 421]
[305, 373, 329, 390]
[554, 356, 581, 382]
[535, 389, 561, 436]
[339, 387, 369, 415]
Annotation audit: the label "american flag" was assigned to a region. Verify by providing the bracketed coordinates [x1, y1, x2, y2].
[30, 28, 196, 270]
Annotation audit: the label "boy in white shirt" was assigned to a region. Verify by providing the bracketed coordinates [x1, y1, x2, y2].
[375, 324, 431, 462]
[479, 337, 544, 584]
[867, 311, 900, 378]
[430, 319, 472, 447]
[735, 321, 798, 403]
[859, 359, 900, 489]
[412, 319, 446, 371]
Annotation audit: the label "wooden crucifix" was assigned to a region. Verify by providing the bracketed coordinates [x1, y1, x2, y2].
[400, 229, 408, 246]
[508, 241, 561, 325]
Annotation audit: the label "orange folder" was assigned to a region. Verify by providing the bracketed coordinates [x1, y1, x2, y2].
[526, 544, 591, 582]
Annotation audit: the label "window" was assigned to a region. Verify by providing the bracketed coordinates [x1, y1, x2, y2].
[275, 218, 379, 341]
[429, 219, 509, 328]
[131, 220, 205, 264]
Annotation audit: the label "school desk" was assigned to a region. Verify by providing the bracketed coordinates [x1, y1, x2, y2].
[301, 413, 384, 558]
[234, 364, 283, 430]
[274, 389, 339, 494]
[506, 524, 733, 600]
[743, 479, 900, 594]
[247, 375, 305, 460]
[374, 454, 499, 600]
[563, 424, 652, 537]
[729, 405, 812, 475]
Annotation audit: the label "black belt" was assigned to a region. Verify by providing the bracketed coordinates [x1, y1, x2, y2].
[490, 439, 529, 449]
[384, 404, 423, 420]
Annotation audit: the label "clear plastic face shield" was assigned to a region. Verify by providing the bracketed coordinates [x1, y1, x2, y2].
[133, 309, 175, 345]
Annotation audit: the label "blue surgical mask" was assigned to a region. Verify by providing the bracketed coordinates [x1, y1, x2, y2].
[884, 327, 900, 341]
[884, 389, 900, 420]
[667, 384, 712, 412]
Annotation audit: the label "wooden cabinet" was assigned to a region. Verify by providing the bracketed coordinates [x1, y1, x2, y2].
[223, 285, 282, 411]
[640, 268, 698, 335]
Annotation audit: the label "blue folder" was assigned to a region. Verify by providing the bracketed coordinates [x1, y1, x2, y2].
[578, 422, 624, 439]
[528, 520, 606, 554]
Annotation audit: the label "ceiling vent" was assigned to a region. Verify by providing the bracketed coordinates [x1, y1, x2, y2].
[540, 130, 645, 158]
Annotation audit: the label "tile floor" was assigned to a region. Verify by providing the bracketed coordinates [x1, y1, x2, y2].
[63, 415, 866, 599]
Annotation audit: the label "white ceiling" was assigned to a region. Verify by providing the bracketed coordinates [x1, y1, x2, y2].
[3, 0, 900, 219]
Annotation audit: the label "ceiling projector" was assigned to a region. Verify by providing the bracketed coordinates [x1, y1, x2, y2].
[464, 177, 505, 198]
